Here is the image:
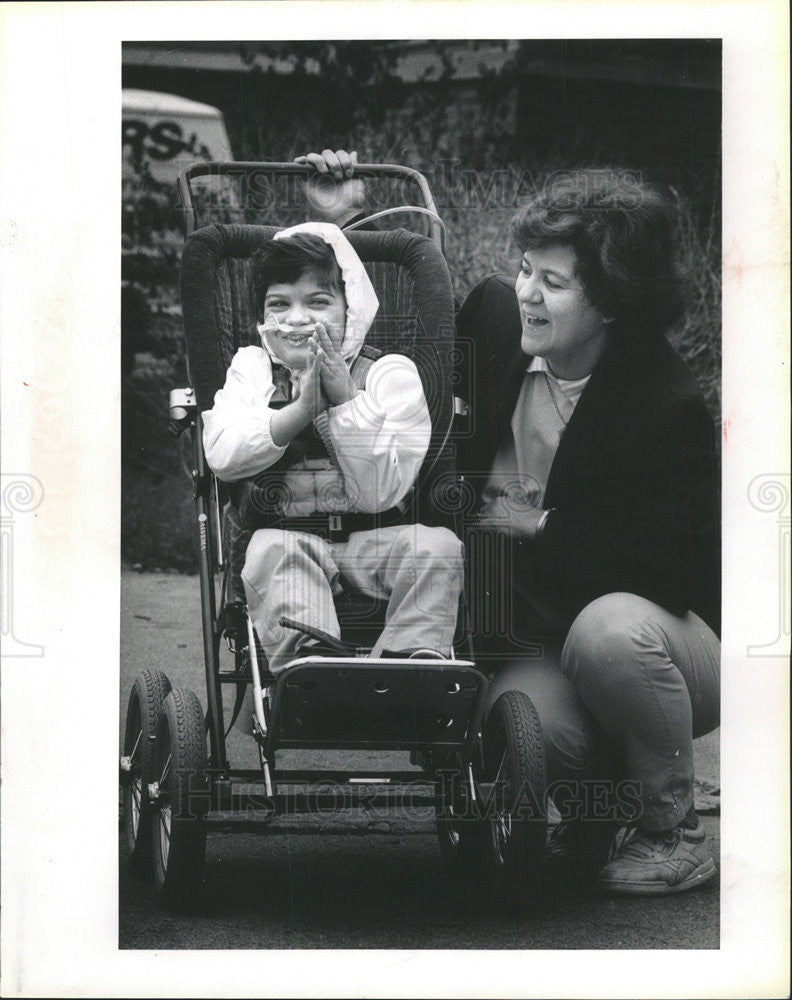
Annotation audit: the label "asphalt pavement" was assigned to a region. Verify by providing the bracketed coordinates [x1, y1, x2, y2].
[119, 569, 720, 951]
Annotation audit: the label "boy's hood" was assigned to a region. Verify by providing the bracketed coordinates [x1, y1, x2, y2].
[259, 221, 379, 366]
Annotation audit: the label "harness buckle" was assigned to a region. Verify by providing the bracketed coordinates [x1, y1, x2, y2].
[328, 514, 343, 536]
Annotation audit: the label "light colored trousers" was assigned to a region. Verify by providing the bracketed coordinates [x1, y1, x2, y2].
[242, 523, 465, 672]
[485, 592, 720, 832]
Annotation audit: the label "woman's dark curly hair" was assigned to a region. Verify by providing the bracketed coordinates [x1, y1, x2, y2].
[250, 233, 344, 322]
[511, 169, 687, 339]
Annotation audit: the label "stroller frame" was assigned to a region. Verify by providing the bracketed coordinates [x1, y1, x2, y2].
[121, 162, 547, 911]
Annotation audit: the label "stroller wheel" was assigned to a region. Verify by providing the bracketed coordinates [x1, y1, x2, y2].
[481, 691, 547, 912]
[122, 669, 172, 871]
[150, 688, 208, 907]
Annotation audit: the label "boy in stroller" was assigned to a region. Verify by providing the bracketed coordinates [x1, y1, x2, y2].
[202, 222, 465, 677]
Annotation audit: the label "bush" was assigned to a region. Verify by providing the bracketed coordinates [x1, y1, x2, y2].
[122, 168, 195, 570]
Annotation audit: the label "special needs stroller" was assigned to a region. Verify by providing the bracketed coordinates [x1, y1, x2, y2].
[120, 162, 547, 911]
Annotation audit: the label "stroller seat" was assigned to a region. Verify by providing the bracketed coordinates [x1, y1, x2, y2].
[181, 223, 461, 676]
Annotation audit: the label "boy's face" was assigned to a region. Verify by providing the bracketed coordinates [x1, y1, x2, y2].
[263, 269, 346, 369]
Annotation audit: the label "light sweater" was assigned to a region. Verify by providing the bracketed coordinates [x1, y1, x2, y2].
[482, 356, 590, 508]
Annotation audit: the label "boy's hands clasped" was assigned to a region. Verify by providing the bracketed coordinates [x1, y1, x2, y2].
[292, 348, 326, 421]
[310, 322, 357, 407]
[292, 321, 357, 424]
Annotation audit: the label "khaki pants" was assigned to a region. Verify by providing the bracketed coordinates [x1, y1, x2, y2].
[484, 592, 720, 832]
[242, 523, 465, 672]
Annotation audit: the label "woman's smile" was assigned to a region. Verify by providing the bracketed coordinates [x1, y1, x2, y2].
[521, 313, 549, 328]
[515, 244, 612, 379]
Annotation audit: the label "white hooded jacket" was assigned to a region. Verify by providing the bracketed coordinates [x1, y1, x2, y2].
[202, 223, 432, 515]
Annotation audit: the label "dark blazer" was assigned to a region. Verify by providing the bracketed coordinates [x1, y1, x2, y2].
[456, 274, 721, 636]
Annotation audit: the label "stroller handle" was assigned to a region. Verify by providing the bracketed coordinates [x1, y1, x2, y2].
[177, 161, 443, 245]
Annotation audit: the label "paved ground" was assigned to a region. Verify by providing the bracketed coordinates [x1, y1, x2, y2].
[119, 570, 720, 951]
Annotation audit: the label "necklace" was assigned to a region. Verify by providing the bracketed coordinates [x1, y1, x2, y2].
[543, 370, 569, 426]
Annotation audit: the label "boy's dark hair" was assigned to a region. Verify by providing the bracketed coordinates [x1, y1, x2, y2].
[251, 233, 344, 321]
[510, 169, 686, 338]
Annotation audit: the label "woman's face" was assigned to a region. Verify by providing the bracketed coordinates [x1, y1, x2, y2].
[515, 245, 612, 379]
[263, 269, 346, 369]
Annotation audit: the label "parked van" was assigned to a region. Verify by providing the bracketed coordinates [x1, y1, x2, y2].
[122, 89, 233, 184]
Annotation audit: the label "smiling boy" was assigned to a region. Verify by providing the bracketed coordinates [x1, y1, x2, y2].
[201, 222, 464, 678]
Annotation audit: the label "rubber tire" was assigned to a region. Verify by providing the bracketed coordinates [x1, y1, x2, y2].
[122, 669, 172, 870]
[480, 691, 547, 912]
[151, 688, 208, 907]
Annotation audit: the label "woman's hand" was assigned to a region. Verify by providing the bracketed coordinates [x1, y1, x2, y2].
[295, 149, 366, 226]
[312, 322, 357, 407]
[477, 495, 545, 542]
[297, 148, 357, 181]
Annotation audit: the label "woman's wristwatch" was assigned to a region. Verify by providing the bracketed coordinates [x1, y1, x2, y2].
[536, 507, 555, 539]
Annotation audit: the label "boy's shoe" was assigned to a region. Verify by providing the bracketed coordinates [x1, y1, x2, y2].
[380, 648, 448, 660]
[597, 817, 716, 896]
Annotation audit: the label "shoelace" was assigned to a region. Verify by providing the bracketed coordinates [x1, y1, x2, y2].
[616, 827, 684, 860]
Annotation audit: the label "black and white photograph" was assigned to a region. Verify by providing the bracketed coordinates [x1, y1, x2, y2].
[119, 37, 724, 949]
[1, 3, 789, 998]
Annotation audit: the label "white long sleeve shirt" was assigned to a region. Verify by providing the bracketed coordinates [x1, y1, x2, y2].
[202, 345, 431, 515]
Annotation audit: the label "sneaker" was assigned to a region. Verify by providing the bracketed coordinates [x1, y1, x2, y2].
[379, 648, 448, 660]
[408, 648, 448, 660]
[597, 818, 716, 896]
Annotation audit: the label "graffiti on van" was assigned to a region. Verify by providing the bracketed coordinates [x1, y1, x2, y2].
[123, 119, 212, 164]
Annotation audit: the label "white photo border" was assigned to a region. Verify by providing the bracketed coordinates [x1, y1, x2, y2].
[1, 1, 789, 997]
